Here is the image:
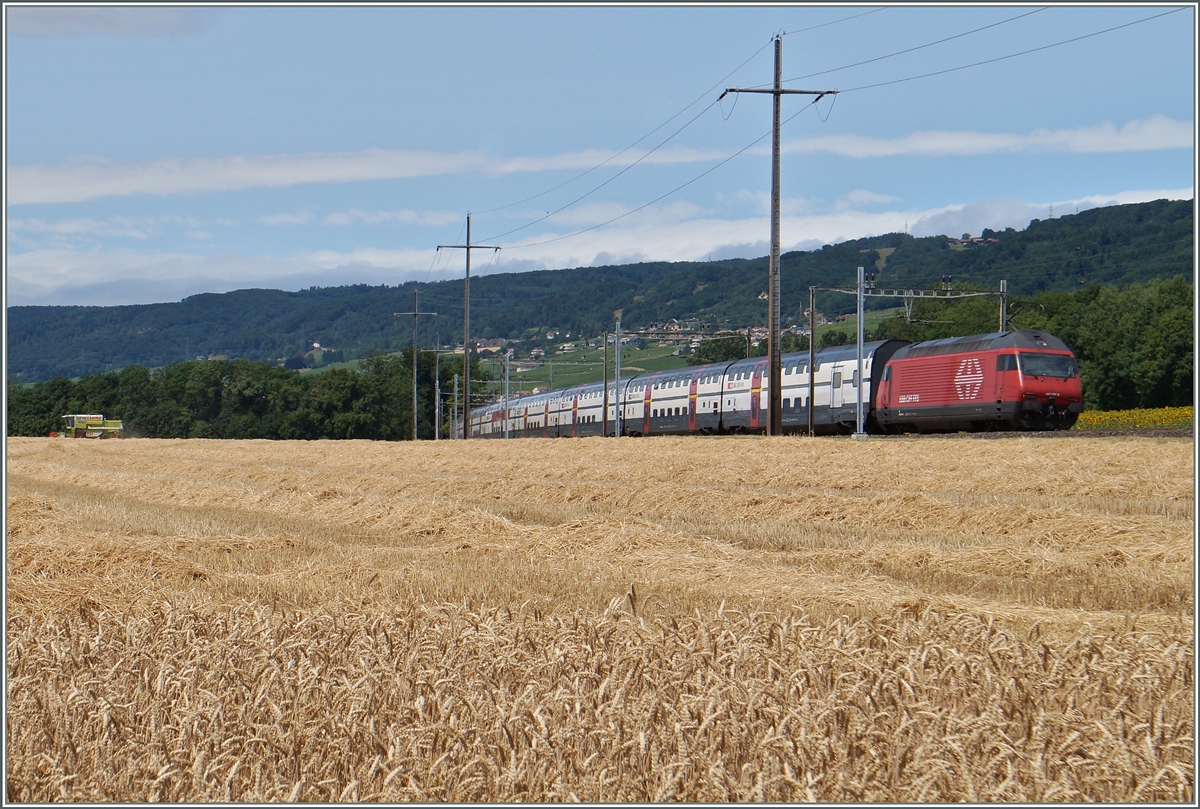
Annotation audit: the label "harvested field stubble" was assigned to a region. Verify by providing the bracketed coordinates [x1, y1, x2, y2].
[5, 434, 1194, 801]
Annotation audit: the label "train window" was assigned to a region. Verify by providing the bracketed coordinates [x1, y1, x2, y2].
[996, 354, 1018, 372]
[882, 366, 891, 381]
[852, 370, 859, 388]
[832, 371, 842, 389]
[1018, 352, 1076, 378]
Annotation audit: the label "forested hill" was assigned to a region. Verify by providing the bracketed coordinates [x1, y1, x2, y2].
[7, 198, 1193, 382]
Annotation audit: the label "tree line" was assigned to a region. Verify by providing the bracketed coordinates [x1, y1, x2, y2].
[7, 352, 488, 441]
[869, 276, 1192, 411]
[688, 277, 1191, 412]
[6, 277, 1191, 438]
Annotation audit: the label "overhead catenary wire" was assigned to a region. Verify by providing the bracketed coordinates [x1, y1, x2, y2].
[838, 7, 1186, 94]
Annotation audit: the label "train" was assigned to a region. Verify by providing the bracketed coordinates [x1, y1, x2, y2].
[463, 329, 1083, 438]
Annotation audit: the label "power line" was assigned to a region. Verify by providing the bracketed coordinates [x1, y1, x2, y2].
[471, 8, 1185, 257]
[479, 96, 725, 244]
[839, 8, 1185, 94]
[781, 7, 888, 36]
[502, 96, 826, 252]
[472, 39, 774, 217]
[778, 7, 1048, 85]
[470, 8, 887, 219]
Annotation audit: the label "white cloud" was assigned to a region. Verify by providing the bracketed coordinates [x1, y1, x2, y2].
[908, 187, 1194, 238]
[8, 216, 149, 239]
[8, 149, 490, 205]
[11, 117, 1187, 206]
[731, 190, 820, 216]
[4, 248, 426, 307]
[306, 247, 440, 271]
[544, 200, 710, 228]
[780, 116, 1193, 158]
[8, 187, 1191, 307]
[842, 189, 901, 205]
[485, 146, 723, 176]
[321, 209, 462, 227]
[260, 212, 314, 226]
[7, 145, 725, 205]
[7, 7, 220, 38]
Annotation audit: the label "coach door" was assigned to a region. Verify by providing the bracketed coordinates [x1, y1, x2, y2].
[748, 368, 762, 428]
[688, 378, 698, 430]
[831, 366, 844, 408]
[642, 377, 655, 434]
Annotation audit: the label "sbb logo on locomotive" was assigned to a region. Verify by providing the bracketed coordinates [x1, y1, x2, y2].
[954, 357, 984, 400]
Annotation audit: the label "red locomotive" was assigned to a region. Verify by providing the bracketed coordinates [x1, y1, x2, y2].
[874, 329, 1083, 432]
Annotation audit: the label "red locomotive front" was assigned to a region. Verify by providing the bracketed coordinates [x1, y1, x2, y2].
[875, 329, 1083, 432]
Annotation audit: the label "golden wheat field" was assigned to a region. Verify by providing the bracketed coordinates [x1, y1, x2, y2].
[5, 433, 1195, 802]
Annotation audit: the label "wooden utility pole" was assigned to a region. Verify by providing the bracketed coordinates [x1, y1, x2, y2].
[722, 36, 837, 436]
[437, 214, 500, 438]
[394, 289, 436, 441]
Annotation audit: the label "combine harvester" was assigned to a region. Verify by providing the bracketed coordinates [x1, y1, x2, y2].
[53, 414, 124, 439]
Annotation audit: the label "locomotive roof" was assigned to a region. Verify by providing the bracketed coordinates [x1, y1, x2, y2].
[892, 330, 1070, 360]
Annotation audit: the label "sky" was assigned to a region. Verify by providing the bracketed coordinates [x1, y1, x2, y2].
[3, 3, 1196, 307]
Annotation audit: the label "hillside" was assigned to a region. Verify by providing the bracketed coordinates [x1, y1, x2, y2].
[6, 198, 1192, 382]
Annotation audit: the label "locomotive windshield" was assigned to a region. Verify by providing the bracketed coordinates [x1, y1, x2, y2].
[1018, 352, 1077, 378]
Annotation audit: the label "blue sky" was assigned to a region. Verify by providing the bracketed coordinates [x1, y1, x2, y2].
[4, 4, 1195, 306]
